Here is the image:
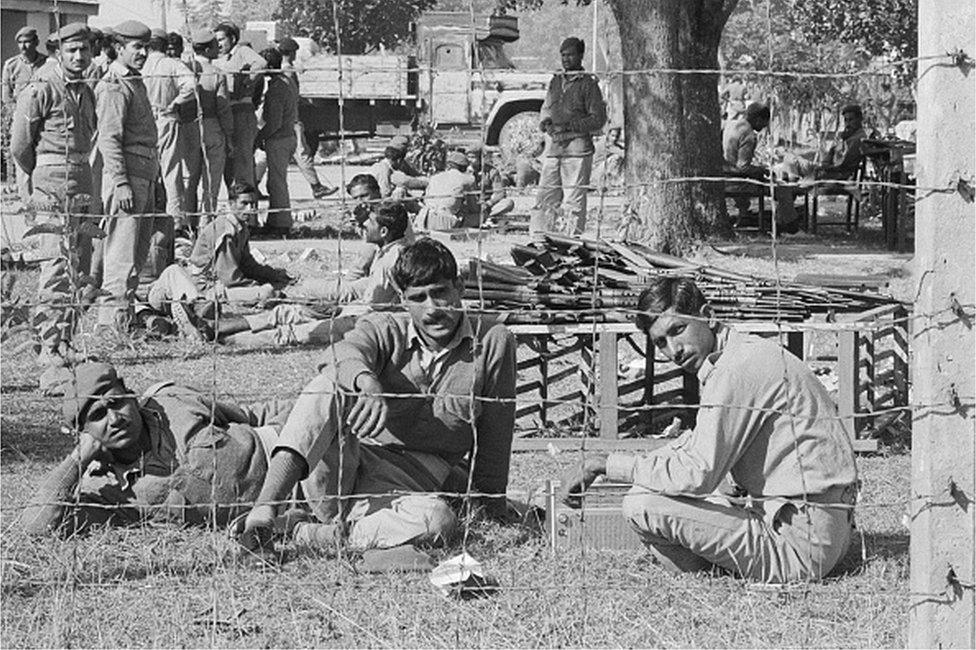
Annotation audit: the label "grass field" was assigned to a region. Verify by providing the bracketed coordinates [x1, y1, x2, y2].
[1, 210, 914, 647]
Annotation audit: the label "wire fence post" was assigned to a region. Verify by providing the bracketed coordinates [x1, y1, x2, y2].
[908, 0, 975, 646]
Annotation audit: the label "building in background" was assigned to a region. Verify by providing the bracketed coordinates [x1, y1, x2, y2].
[1, 0, 99, 63]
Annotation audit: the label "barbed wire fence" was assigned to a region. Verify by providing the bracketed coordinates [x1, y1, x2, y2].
[0, 0, 973, 646]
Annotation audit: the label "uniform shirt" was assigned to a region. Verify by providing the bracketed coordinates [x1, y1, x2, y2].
[25, 383, 290, 534]
[424, 167, 477, 218]
[607, 327, 858, 520]
[189, 55, 232, 138]
[257, 75, 296, 142]
[1, 52, 47, 105]
[539, 70, 606, 157]
[824, 127, 867, 177]
[141, 50, 195, 117]
[320, 236, 410, 309]
[215, 43, 267, 106]
[323, 311, 517, 502]
[10, 65, 96, 177]
[95, 60, 160, 187]
[722, 117, 758, 170]
[188, 213, 280, 287]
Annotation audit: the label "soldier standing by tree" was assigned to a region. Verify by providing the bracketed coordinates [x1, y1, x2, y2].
[530, 37, 606, 240]
[2, 27, 47, 202]
[10, 23, 97, 394]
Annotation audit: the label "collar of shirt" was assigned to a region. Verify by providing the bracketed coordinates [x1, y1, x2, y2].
[697, 324, 732, 386]
[108, 59, 140, 79]
[407, 314, 474, 374]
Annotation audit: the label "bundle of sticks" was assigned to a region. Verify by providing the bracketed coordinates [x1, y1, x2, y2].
[462, 233, 896, 323]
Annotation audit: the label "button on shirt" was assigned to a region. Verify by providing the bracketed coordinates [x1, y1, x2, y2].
[1, 53, 47, 105]
[606, 326, 858, 513]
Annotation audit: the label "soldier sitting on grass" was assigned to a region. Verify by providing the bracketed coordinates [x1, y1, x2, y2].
[236, 238, 517, 563]
[21, 362, 290, 535]
[560, 277, 859, 583]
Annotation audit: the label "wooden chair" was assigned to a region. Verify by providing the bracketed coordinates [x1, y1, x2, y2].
[809, 156, 867, 233]
[724, 179, 769, 232]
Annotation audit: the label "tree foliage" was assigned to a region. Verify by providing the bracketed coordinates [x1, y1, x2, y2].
[272, 0, 438, 54]
[789, 0, 917, 62]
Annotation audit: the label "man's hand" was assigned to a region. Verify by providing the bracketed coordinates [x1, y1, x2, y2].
[347, 374, 388, 439]
[236, 504, 276, 553]
[559, 455, 609, 508]
[114, 183, 134, 212]
[75, 431, 110, 466]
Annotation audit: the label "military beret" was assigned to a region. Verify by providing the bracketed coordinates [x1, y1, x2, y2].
[191, 28, 216, 46]
[277, 37, 299, 52]
[62, 362, 123, 428]
[114, 20, 151, 40]
[54, 23, 91, 45]
[389, 134, 410, 152]
[15, 26, 39, 41]
[560, 37, 584, 54]
[446, 151, 469, 169]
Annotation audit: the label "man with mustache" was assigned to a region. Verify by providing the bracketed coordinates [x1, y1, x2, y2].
[237, 238, 517, 560]
[10, 23, 98, 395]
[21, 362, 289, 535]
[2, 26, 47, 202]
[94, 21, 165, 336]
[560, 277, 858, 583]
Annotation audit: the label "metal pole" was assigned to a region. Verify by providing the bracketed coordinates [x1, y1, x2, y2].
[908, 0, 975, 645]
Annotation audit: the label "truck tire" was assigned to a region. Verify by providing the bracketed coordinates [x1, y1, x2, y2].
[498, 111, 544, 166]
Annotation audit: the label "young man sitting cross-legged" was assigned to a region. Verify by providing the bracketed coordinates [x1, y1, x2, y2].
[560, 277, 858, 583]
[237, 238, 517, 557]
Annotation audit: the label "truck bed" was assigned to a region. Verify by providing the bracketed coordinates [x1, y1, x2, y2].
[298, 53, 417, 100]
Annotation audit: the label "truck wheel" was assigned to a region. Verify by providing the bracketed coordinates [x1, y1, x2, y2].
[498, 111, 544, 166]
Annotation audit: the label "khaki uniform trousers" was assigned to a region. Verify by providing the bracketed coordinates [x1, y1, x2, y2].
[156, 115, 185, 217]
[530, 154, 593, 238]
[30, 163, 94, 357]
[621, 487, 855, 583]
[263, 134, 296, 230]
[183, 117, 226, 219]
[98, 175, 168, 326]
[274, 372, 458, 550]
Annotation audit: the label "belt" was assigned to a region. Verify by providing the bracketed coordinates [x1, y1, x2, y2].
[35, 152, 90, 166]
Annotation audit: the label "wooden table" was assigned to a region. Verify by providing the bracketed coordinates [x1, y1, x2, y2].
[863, 139, 916, 251]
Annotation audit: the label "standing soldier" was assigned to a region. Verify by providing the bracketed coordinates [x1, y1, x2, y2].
[213, 22, 266, 200]
[143, 28, 195, 227]
[276, 37, 337, 199]
[10, 23, 97, 393]
[94, 21, 162, 336]
[3, 27, 48, 202]
[530, 37, 606, 239]
[255, 48, 296, 235]
[184, 28, 232, 221]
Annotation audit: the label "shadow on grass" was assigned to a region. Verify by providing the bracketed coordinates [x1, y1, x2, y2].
[831, 530, 909, 578]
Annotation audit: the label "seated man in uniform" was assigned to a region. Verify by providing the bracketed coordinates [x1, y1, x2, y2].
[368, 134, 428, 199]
[237, 238, 517, 558]
[21, 362, 289, 535]
[466, 144, 515, 225]
[561, 277, 858, 584]
[418, 151, 478, 231]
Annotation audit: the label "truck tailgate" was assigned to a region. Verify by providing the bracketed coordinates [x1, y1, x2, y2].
[299, 54, 416, 100]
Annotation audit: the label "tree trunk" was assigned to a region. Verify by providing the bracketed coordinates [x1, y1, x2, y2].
[609, 0, 735, 254]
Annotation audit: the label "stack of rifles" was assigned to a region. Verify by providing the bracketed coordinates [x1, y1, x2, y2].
[463, 233, 895, 324]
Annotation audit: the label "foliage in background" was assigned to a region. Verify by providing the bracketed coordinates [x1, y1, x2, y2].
[790, 0, 917, 64]
[272, 0, 438, 54]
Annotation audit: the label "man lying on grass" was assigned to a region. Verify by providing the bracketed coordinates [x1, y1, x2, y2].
[237, 237, 517, 559]
[561, 277, 858, 583]
[22, 362, 289, 535]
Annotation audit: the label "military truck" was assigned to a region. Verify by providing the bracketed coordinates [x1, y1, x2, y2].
[256, 12, 552, 149]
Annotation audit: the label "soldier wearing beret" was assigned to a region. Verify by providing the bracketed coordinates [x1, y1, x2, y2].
[419, 150, 478, 231]
[183, 28, 233, 219]
[95, 21, 167, 335]
[143, 24, 195, 226]
[3, 26, 48, 202]
[10, 23, 98, 394]
[20, 362, 291, 536]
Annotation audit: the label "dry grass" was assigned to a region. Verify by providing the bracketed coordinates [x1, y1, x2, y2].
[2, 212, 912, 648]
